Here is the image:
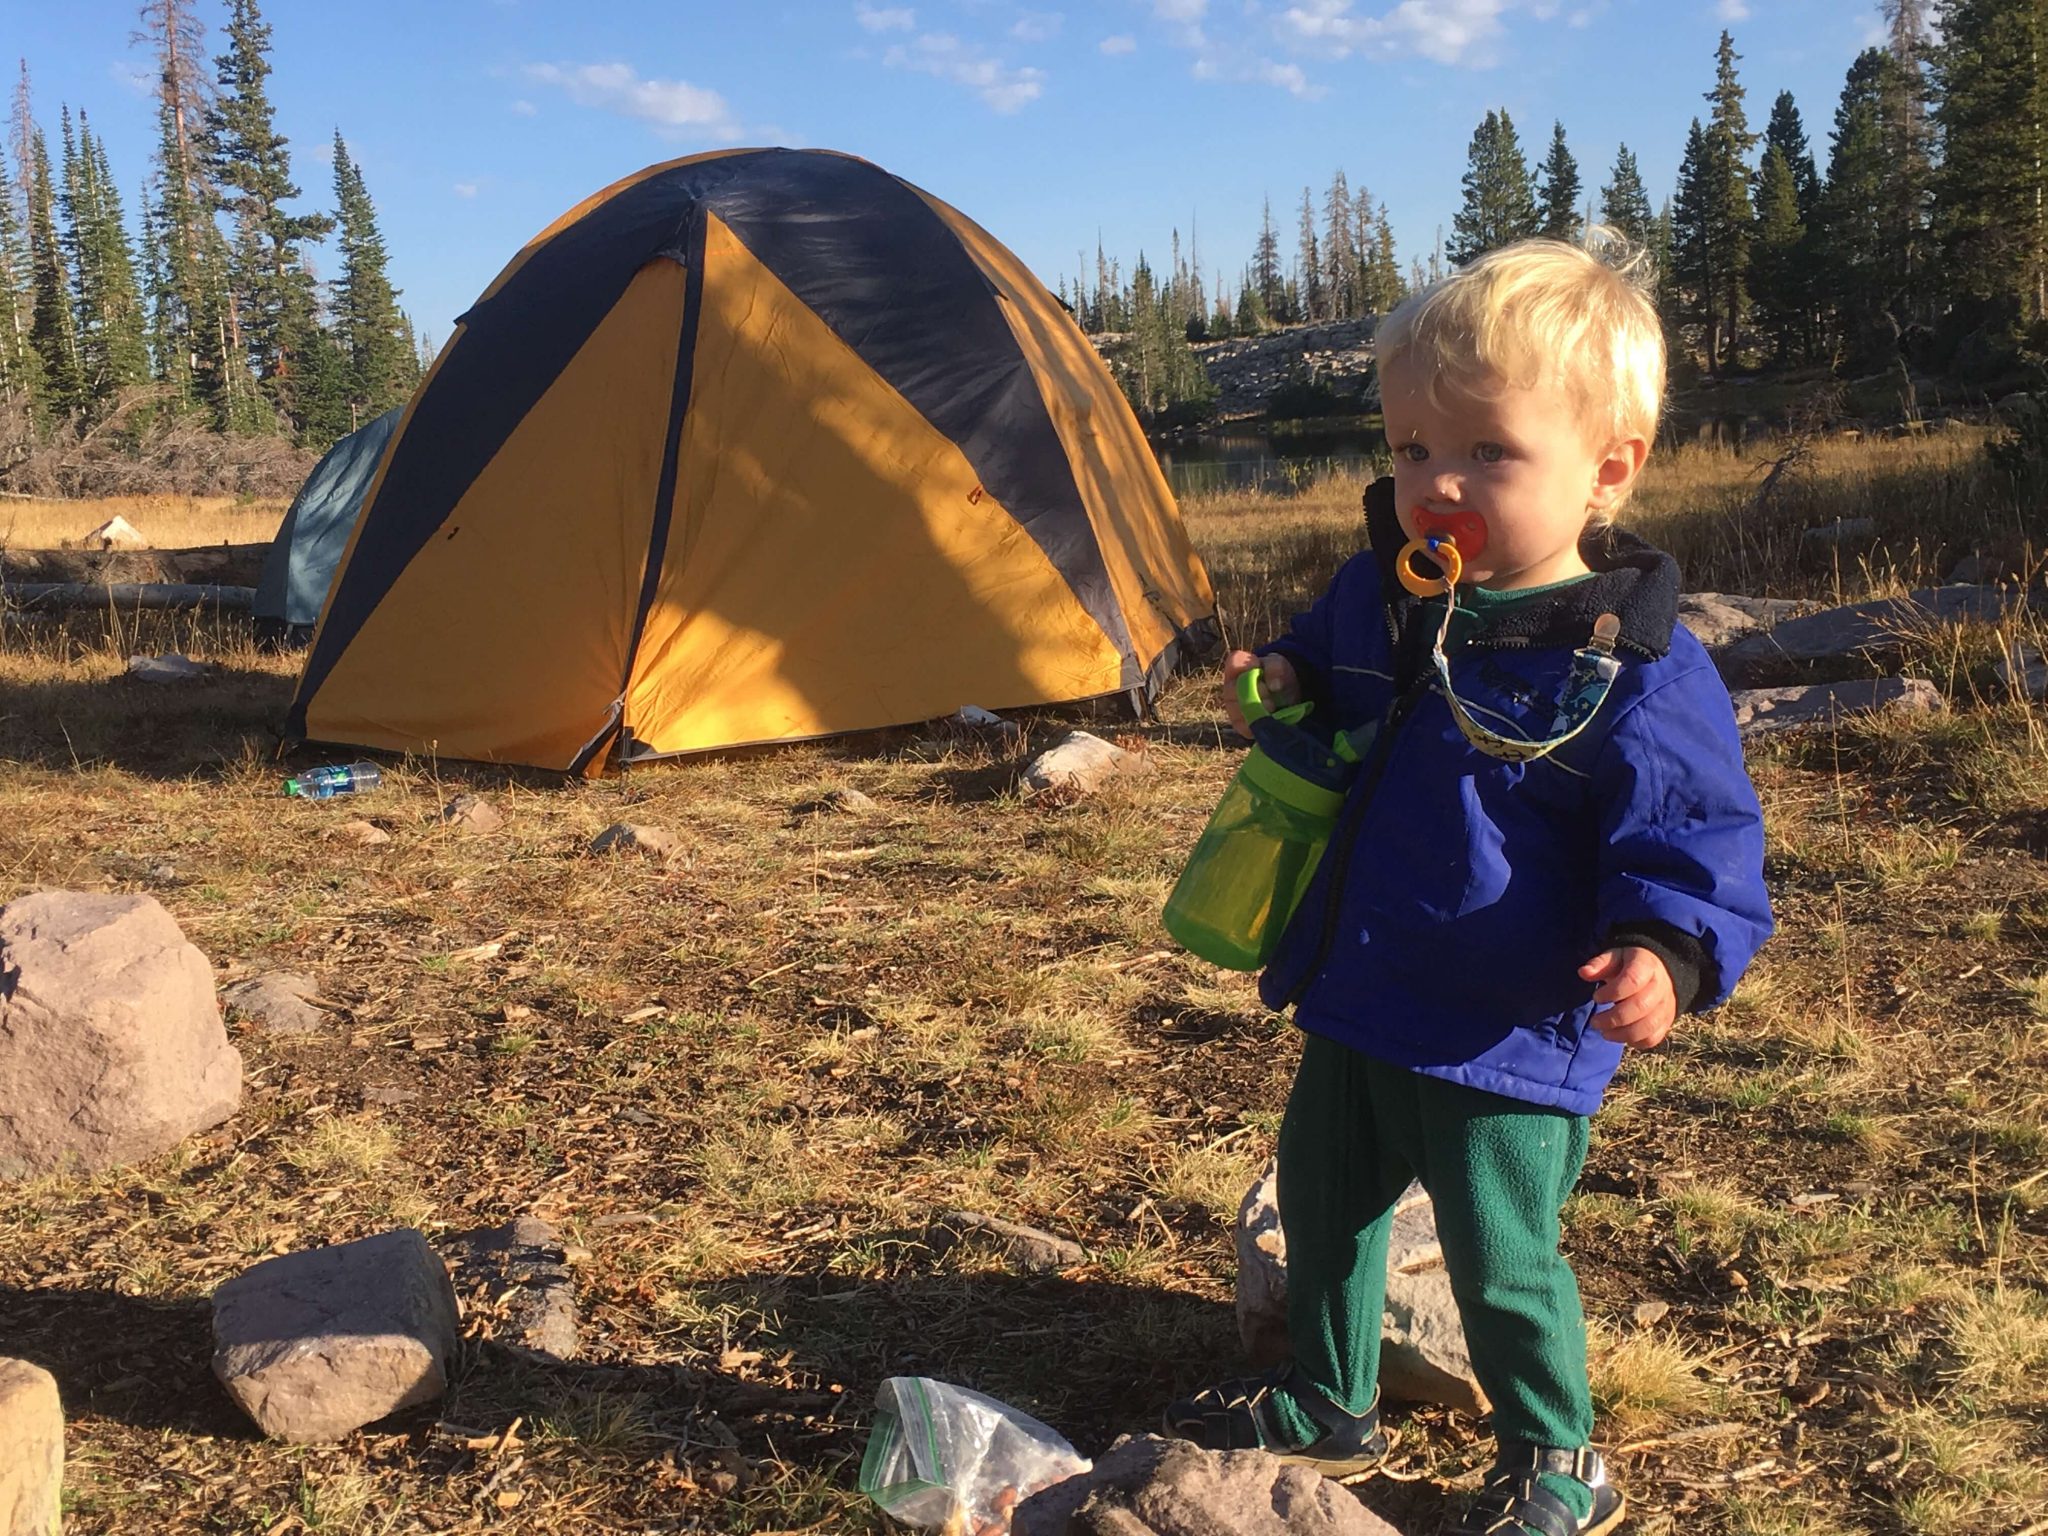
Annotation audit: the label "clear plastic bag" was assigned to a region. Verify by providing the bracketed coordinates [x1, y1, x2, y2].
[860, 1376, 1091, 1534]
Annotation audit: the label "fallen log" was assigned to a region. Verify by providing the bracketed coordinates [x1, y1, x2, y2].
[2, 581, 255, 612]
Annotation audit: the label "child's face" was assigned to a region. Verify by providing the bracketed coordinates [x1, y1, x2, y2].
[1381, 356, 1646, 591]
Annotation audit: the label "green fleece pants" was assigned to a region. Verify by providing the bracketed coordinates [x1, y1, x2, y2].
[1274, 1034, 1595, 1505]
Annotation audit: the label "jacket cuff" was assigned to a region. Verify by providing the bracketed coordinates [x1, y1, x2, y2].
[1602, 920, 1712, 1015]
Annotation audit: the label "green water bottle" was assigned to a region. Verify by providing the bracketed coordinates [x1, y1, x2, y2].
[1162, 668, 1364, 971]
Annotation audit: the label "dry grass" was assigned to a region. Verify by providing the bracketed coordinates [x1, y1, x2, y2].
[1, 431, 2044, 1533]
[0, 493, 287, 549]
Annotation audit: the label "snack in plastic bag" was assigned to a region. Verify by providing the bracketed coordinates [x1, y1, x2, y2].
[860, 1376, 1091, 1534]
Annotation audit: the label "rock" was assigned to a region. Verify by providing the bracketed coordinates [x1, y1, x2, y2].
[220, 972, 329, 1036]
[949, 704, 1022, 738]
[1236, 1159, 1487, 1416]
[1996, 646, 2048, 701]
[0, 1358, 62, 1536]
[1945, 553, 1998, 586]
[1676, 593, 1817, 653]
[587, 822, 684, 862]
[1020, 730, 1151, 796]
[441, 1217, 579, 1362]
[359, 1082, 420, 1108]
[1015, 1435, 1398, 1536]
[1721, 585, 2025, 675]
[1798, 517, 1876, 549]
[0, 891, 242, 1179]
[1633, 1301, 1671, 1327]
[85, 515, 148, 550]
[440, 793, 503, 832]
[927, 1210, 1087, 1274]
[325, 818, 392, 846]
[211, 1228, 463, 1443]
[1729, 677, 1944, 738]
[126, 652, 212, 683]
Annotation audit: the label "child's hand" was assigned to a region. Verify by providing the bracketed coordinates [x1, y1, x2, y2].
[1580, 946, 1677, 1049]
[1218, 650, 1299, 740]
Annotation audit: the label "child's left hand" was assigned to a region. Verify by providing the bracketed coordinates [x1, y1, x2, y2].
[1579, 946, 1677, 1049]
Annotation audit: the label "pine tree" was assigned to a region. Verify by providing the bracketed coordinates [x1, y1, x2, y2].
[139, 0, 218, 412]
[1749, 145, 1807, 363]
[0, 139, 43, 419]
[1601, 143, 1655, 250]
[1295, 188, 1322, 323]
[1371, 206, 1405, 308]
[1761, 91, 1823, 360]
[24, 120, 81, 418]
[62, 111, 151, 410]
[1537, 121, 1583, 241]
[1763, 91, 1821, 216]
[1670, 120, 1719, 373]
[331, 132, 411, 418]
[1448, 109, 1539, 265]
[1322, 169, 1356, 319]
[1820, 50, 1889, 356]
[207, 0, 335, 430]
[1698, 31, 1758, 370]
[1252, 197, 1283, 323]
[1932, 0, 2048, 329]
[1877, 0, 1936, 325]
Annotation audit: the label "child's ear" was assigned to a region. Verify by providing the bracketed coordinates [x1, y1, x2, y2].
[1588, 435, 1650, 512]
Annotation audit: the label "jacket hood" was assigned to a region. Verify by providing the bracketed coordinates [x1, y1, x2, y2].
[1364, 476, 1681, 660]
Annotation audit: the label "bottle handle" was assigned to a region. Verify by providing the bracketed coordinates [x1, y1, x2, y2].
[1236, 664, 1312, 727]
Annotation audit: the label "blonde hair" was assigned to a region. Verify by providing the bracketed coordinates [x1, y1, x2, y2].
[1378, 233, 1664, 517]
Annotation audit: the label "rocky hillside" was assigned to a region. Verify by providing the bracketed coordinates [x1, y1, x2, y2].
[1089, 317, 1380, 421]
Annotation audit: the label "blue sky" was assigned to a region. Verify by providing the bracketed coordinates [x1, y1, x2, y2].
[22, 1, 1886, 348]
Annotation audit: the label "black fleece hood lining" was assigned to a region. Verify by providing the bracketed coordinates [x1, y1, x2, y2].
[1363, 477, 1681, 660]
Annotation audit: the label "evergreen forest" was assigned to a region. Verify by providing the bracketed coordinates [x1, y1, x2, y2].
[4, 0, 2046, 463]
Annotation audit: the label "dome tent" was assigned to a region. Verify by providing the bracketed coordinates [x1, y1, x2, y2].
[286, 148, 1216, 773]
[253, 407, 400, 650]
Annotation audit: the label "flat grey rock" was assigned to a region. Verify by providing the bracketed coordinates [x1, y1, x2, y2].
[1997, 646, 2048, 700]
[1021, 731, 1150, 796]
[1676, 592, 1818, 652]
[927, 1209, 1087, 1274]
[126, 652, 212, 682]
[221, 972, 328, 1036]
[441, 1216, 579, 1362]
[1722, 585, 2025, 673]
[1015, 1435, 1399, 1536]
[0, 1358, 62, 1536]
[1798, 518, 1876, 548]
[440, 794, 503, 832]
[1236, 1159, 1485, 1415]
[1729, 677, 1944, 738]
[211, 1229, 463, 1443]
[0, 891, 241, 1178]
[588, 822, 684, 862]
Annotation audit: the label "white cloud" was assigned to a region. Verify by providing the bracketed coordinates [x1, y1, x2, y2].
[1152, 0, 1207, 20]
[1012, 10, 1064, 41]
[856, 3, 917, 30]
[523, 62, 741, 139]
[1256, 58, 1324, 98]
[883, 33, 1047, 112]
[1853, 9, 1885, 46]
[108, 60, 154, 97]
[511, 98, 539, 116]
[1275, 0, 1521, 66]
[1716, 0, 1750, 20]
[454, 182, 480, 198]
[1100, 33, 1138, 53]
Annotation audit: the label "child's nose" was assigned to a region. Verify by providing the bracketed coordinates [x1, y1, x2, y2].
[1430, 471, 1464, 501]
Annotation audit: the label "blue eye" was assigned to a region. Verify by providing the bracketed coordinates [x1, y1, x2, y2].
[1399, 443, 1429, 463]
[1474, 442, 1506, 463]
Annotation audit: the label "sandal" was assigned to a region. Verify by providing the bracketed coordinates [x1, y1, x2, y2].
[1445, 1442, 1626, 1536]
[1161, 1363, 1394, 1483]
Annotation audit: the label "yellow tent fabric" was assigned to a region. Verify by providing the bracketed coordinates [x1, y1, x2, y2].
[289, 148, 1216, 774]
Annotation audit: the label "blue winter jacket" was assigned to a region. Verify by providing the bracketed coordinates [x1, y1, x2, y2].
[1256, 481, 1773, 1115]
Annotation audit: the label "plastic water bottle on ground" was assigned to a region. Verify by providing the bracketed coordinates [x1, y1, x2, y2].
[282, 762, 383, 799]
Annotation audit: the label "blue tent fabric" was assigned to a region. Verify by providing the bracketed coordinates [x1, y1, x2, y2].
[254, 408, 402, 646]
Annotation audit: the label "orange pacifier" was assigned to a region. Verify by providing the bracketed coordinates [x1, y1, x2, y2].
[1396, 508, 1488, 597]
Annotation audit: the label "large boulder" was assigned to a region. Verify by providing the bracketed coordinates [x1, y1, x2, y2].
[0, 891, 242, 1178]
[211, 1228, 463, 1443]
[1676, 593, 1817, 653]
[0, 1358, 62, 1536]
[1720, 585, 2026, 678]
[1236, 1160, 1487, 1417]
[1729, 677, 1944, 738]
[1020, 731, 1151, 796]
[1015, 1435, 1399, 1536]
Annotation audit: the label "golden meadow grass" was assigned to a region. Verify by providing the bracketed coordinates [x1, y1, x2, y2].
[0, 429, 2043, 1533]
